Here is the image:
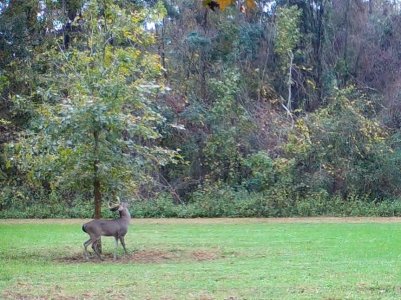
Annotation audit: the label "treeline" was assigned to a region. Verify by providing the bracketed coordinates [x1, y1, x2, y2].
[2, 0, 401, 218]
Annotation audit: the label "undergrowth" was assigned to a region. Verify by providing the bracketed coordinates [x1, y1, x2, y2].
[2, 187, 401, 218]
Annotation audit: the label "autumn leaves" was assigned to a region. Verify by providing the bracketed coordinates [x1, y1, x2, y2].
[203, 0, 257, 11]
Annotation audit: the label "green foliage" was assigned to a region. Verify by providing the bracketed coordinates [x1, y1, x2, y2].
[4, 183, 401, 218]
[236, 23, 264, 60]
[4, 0, 401, 219]
[5, 1, 177, 208]
[275, 5, 301, 69]
[244, 151, 274, 191]
[286, 87, 401, 198]
[186, 32, 212, 50]
[203, 69, 253, 184]
[116, 192, 401, 219]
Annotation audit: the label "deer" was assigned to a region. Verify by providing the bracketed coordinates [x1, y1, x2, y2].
[82, 200, 131, 261]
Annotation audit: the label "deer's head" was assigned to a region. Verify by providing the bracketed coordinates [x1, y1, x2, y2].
[108, 196, 121, 212]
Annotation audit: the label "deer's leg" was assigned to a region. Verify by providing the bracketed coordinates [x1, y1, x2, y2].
[113, 237, 119, 260]
[92, 238, 103, 260]
[119, 236, 128, 254]
[83, 238, 92, 259]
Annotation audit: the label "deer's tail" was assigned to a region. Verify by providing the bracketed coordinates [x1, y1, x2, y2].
[82, 224, 87, 233]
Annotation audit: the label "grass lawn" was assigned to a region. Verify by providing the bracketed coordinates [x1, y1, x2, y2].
[1, 218, 401, 299]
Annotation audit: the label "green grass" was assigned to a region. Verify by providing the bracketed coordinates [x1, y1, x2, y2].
[1, 218, 401, 299]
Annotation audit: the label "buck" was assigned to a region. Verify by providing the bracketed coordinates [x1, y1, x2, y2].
[82, 201, 131, 260]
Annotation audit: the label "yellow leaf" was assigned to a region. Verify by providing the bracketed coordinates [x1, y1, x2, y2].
[217, 0, 234, 10]
[246, 0, 256, 10]
[306, 79, 316, 90]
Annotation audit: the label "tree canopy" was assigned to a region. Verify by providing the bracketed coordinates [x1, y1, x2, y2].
[2, 0, 401, 218]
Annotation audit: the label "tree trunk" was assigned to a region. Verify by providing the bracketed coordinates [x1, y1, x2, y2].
[287, 50, 294, 112]
[93, 129, 101, 219]
[157, 19, 167, 79]
[93, 129, 102, 253]
[342, 0, 351, 87]
[315, 1, 324, 106]
[94, 168, 101, 219]
[201, 8, 208, 101]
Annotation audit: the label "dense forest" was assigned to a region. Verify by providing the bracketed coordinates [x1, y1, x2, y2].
[2, 0, 401, 218]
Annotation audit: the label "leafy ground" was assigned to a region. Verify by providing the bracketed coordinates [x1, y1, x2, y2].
[1, 218, 401, 299]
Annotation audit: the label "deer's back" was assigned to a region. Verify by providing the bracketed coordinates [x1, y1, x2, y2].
[83, 219, 128, 238]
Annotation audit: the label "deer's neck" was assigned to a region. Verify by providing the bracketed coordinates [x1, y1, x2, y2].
[119, 209, 131, 223]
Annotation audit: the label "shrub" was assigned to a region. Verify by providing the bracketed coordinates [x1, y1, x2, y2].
[3, 182, 401, 218]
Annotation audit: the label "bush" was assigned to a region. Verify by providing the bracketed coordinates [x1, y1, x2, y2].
[3, 182, 401, 218]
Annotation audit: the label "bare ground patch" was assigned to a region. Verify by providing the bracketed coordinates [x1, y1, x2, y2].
[58, 249, 222, 264]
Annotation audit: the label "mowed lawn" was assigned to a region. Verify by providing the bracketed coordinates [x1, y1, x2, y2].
[1, 218, 401, 299]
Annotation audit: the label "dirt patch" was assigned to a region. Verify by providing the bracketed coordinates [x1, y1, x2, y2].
[191, 250, 219, 261]
[59, 249, 222, 264]
[130, 249, 180, 263]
